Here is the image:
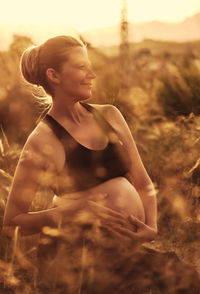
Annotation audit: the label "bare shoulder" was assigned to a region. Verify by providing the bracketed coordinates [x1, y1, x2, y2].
[89, 103, 127, 131]
[89, 103, 134, 149]
[89, 103, 123, 121]
[24, 121, 52, 153]
[21, 120, 63, 171]
[89, 103, 118, 113]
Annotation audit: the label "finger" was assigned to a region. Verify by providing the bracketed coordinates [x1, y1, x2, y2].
[100, 217, 126, 227]
[99, 223, 132, 242]
[129, 215, 145, 227]
[87, 202, 126, 226]
[115, 225, 155, 242]
[92, 211, 126, 226]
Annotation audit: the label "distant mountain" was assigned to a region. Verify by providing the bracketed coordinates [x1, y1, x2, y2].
[82, 12, 200, 47]
[0, 12, 200, 50]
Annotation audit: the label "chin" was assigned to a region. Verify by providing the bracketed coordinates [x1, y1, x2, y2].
[77, 91, 92, 101]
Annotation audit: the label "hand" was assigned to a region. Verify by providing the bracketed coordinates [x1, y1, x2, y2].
[55, 193, 110, 225]
[85, 201, 152, 246]
[86, 200, 128, 227]
[111, 215, 157, 242]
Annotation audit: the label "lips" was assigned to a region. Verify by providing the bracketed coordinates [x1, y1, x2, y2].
[81, 83, 92, 86]
[81, 82, 93, 89]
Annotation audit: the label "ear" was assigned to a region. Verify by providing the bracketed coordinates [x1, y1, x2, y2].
[46, 68, 60, 84]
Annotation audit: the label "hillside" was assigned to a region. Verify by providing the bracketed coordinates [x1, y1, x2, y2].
[83, 12, 200, 47]
[0, 12, 200, 50]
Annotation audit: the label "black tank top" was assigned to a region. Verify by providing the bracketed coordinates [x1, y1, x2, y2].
[43, 103, 131, 195]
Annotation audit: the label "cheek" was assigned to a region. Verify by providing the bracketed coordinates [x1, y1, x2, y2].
[70, 74, 86, 87]
[72, 69, 85, 79]
[61, 70, 90, 95]
[61, 76, 81, 89]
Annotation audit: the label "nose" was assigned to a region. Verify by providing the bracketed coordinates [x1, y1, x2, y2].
[87, 67, 96, 79]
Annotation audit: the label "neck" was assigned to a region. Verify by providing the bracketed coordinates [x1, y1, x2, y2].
[48, 93, 88, 124]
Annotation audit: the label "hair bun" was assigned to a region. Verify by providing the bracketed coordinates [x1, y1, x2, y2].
[20, 45, 40, 85]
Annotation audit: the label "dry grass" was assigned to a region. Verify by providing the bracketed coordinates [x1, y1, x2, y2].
[1, 35, 200, 293]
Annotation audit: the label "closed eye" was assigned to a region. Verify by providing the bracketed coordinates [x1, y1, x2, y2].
[78, 65, 94, 73]
[76, 62, 93, 69]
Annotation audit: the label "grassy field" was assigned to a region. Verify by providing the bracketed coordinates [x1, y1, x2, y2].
[0, 35, 200, 293]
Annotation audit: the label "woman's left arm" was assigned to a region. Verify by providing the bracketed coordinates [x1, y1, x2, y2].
[103, 105, 158, 240]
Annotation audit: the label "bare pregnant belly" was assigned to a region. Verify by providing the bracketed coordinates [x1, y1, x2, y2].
[88, 177, 145, 222]
[53, 177, 145, 222]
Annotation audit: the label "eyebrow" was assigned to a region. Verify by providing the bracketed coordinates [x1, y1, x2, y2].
[74, 61, 92, 67]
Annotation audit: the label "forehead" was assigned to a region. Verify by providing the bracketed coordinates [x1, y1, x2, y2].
[67, 46, 89, 63]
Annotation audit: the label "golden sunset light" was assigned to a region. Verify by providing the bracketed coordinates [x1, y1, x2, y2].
[1, 0, 200, 293]
[1, 0, 200, 31]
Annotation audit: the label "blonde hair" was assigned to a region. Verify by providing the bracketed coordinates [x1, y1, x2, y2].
[20, 35, 85, 95]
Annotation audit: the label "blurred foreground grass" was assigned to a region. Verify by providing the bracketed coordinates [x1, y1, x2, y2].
[0, 35, 200, 293]
[1, 101, 200, 293]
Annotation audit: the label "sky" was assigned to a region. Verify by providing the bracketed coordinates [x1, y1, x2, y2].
[1, 0, 200, 32]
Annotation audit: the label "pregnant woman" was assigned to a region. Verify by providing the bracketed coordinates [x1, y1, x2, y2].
[3, 35, 157, 293]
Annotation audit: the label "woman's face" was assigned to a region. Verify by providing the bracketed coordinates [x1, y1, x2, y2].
[55, 46, 96, 100]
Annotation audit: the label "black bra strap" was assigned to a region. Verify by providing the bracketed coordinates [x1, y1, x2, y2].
[43, 114, 68, 140]
[80, 102, 117, 134]
[43, 102, 117, 140]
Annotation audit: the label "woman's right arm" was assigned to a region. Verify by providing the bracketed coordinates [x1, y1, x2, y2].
[2, 137, 84, 237]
